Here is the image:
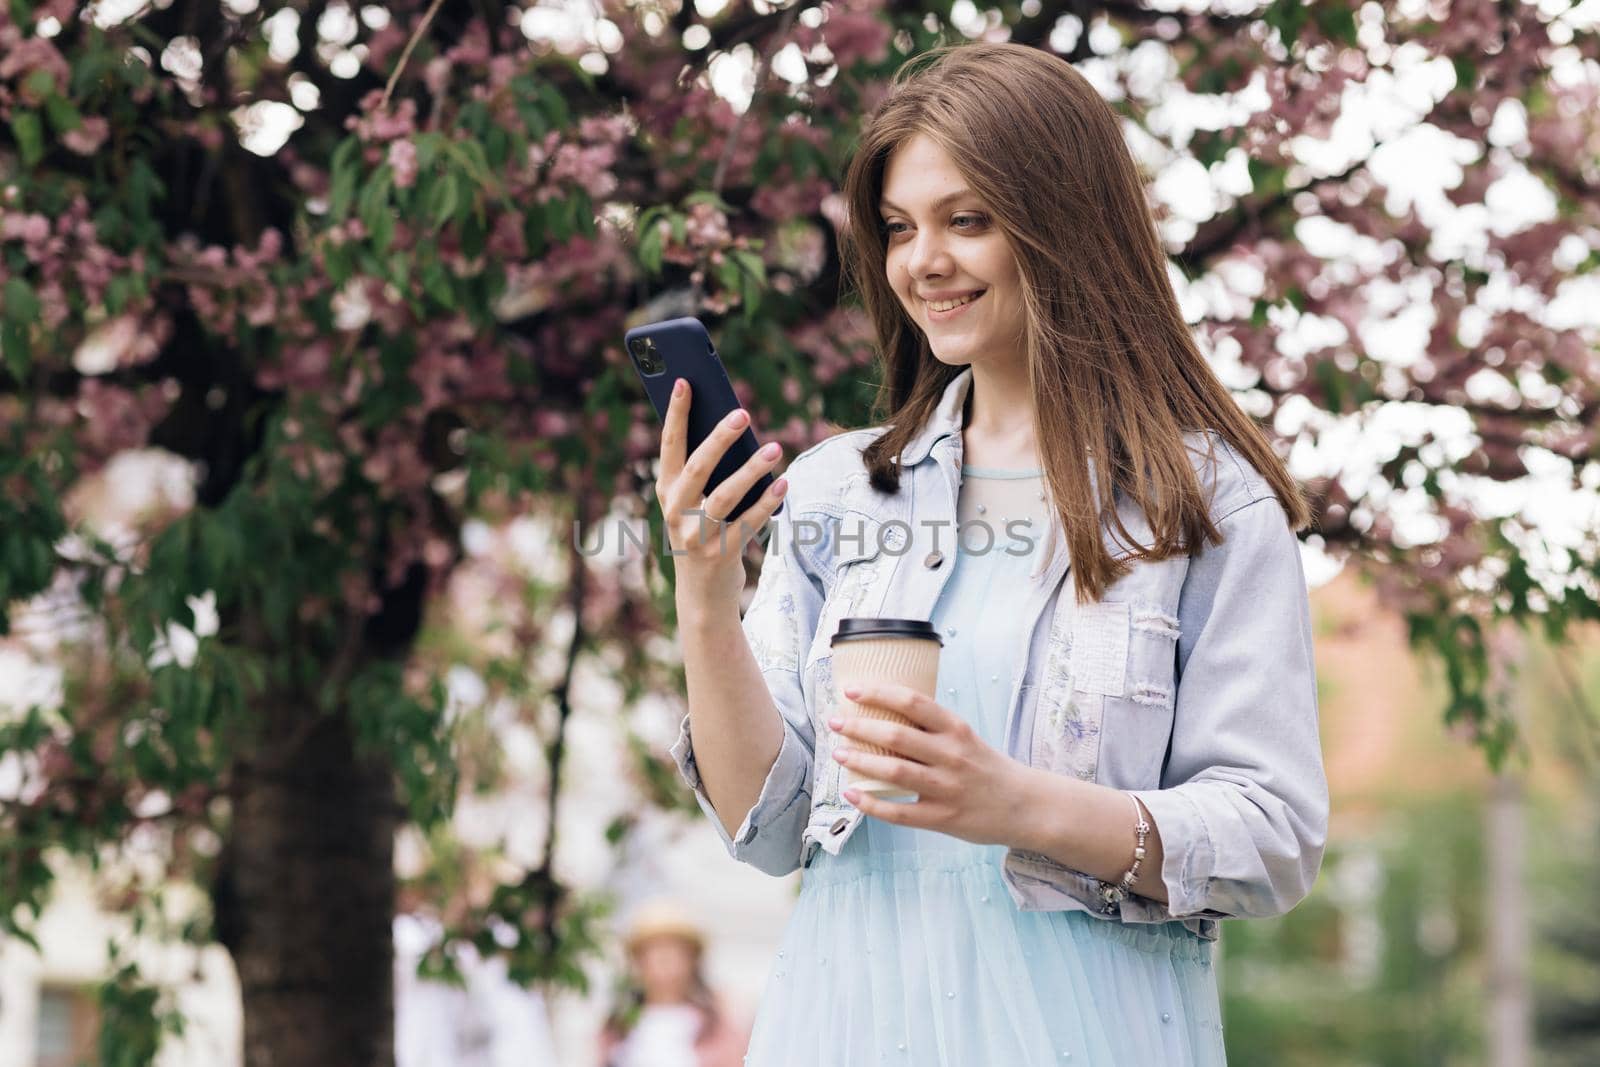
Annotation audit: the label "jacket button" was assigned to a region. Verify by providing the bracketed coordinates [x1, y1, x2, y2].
[923, 550, 944, 569]
[830, 817, 849, 835]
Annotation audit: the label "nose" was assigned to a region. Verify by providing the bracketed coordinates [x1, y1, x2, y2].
[904, 226, 952, 282]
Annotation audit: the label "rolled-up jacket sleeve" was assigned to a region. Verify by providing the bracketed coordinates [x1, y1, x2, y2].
[668, 464, 824, 877]
[1125, 495, 1329, 922]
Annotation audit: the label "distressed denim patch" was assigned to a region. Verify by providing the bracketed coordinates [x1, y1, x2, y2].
[1132, 607, 1181, 639]
[1070, 601, 1129, 696]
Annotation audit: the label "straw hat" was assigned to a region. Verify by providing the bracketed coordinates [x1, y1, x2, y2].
[622, 898, 707, 956]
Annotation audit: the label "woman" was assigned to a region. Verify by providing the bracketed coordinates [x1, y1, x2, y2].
[598, 898, 749, 1067]
[657, 41, 1328, 1065]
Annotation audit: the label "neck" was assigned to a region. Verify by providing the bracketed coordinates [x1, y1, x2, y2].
[962, 360, 1037, 468]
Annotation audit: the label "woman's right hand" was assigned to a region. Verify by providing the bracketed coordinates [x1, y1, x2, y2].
[655, 378, 790, 616]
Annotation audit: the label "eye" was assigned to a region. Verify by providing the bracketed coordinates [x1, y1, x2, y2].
[879, 214, 988, 239]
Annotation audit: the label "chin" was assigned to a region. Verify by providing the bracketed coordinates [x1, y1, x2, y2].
[929, 352, 972, 368]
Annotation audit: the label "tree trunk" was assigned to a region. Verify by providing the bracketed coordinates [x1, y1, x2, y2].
[216, 706, 401, 1067]
[1487, 769, 1531, 1067]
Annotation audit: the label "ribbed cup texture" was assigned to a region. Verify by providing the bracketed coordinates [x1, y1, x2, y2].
[832, 635, 941, 799]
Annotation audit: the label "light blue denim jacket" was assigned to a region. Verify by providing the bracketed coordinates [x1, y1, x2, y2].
[670, 366, 1329, 941]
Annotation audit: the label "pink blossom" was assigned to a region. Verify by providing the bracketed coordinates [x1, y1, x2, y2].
[363, 23, 408, 72]
[0, 39, 71, 101]
[347, 93, 417, 143]
[822, 10, 891, 69]
[486, 212, 526, 260]
[33, 0, 77, 27]
[73, 380, 170, 466]
[683, 202, 730, 248]
[444, 19, 492, 67]
[388, 139, 419, 189]
[751, 173, 832, 221]
[60, 116, 109, 156]
[424, 57, 452, 96]
[545, 142, 619, 201]
[257, 339, 334, 392]
[1, 213, 51, 244]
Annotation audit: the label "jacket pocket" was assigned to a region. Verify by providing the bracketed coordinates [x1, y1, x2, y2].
[1029, 594, 1113, 782]
[1101, 558, 1187, 783]
[808, 654, 847, 805]
[803, 511, 890, 667]
[1030, 557, 1189, 785]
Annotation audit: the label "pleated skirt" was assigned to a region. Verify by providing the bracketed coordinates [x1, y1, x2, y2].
[742, 836, 1227, 1067]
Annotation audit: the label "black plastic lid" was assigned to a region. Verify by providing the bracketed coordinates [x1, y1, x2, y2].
[830, 617, 943, 647]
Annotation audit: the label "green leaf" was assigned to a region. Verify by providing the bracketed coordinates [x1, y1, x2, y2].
[638, 223, 664, 275]
[22, 69, 57, 102]
[1264, 0, 1311, 49]
[2, 305, 36, 376]
[329, 137, 361, 219]
[43, 93, 81, 134]
[1247, 157, 1287, 197]
[358, 165, 396, 252]
[4, 277, 41, 325]
[422, 260, 455, 307]
[10, 110, 44, 167]
[536, 81, 571, 129]
[431, 171, 460, 230]
[485, 125, 511, 169]
[413, 132, 440, 172]
[683, 190, 734, 214]
[1190, 130, 1234, 169]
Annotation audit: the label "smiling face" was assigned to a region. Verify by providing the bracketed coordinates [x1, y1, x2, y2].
[878, 131, 1025, 370]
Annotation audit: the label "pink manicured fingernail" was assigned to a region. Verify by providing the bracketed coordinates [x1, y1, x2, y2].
[760, 442, 780, 458]
[842, 789, 860, 804]
[673, 379, 684, 397]
[827, 717, 842, 730]
[843, 686, 861, 699]
[833, 748, 849, 761]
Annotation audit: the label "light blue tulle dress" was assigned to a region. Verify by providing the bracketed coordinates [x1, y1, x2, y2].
[743, 465, 1228, 1067]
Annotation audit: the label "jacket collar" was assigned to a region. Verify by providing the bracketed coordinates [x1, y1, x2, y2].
[894, 365, 973, 468]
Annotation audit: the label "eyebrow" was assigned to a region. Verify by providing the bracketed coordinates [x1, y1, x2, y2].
[878, 189, 979, 215]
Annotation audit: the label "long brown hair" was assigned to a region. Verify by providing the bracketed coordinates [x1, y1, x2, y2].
[837, 41, 1310, 603]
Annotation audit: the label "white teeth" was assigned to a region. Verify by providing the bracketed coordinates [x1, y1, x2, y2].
[928, 291, 982, 312]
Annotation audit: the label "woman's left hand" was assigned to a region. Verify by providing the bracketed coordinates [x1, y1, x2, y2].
[830, 683, 1032, 848]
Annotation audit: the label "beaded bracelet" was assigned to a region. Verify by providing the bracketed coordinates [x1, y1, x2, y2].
[1097, 793, 1151, 914]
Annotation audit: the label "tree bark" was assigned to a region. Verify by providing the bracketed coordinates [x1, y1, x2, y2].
[215, 706, 402, 1067]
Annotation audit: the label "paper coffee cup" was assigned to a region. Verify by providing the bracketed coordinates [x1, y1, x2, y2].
[830, 618, 943, 802]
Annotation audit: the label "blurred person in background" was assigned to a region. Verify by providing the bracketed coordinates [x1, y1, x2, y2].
[598, 898, 750, 1067]
[395, 912, 560, 1067]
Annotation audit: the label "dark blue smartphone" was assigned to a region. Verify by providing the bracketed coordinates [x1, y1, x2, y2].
[625, 316, 780, 524]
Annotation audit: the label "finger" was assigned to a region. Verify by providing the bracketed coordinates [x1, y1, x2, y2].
[666, 406, 752, 517]
[830, 717, 941, 765]
[844, 684, 958, 733]
[693, 472, 790, 554]
[702, 440, 786, 524]
[657, 378, 690, 487]
[842, 788, 923, 827]
[834, 748, 938, 796]
[724, 473, 791, 545]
